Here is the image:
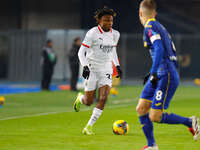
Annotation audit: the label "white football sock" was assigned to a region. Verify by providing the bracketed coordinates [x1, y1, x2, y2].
[79, 95, 84, 104]
[87, 107, 103, 126]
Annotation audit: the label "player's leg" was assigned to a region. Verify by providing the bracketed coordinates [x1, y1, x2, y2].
[150, 109, 199, 141]
[81, 90, 99, 135]
[82, 85, 110, 135]
[96, 85, 110, 109]
[85, 85, 110, 127]
[149, 73, 200, 140]
[74, 71, 100, 135]
[73, 71, 97, 112]
[95, 71, 113, 110]
[82, 72, 112, 135]
[73, 90, 95, 112]
[136, 99, 156, 147]
[149, 73, 192, 125]
[136, 80, 158, 149]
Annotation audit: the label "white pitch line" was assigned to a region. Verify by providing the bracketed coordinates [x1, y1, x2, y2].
[0, 102, 135, 121]
[0, 108, 90, 121]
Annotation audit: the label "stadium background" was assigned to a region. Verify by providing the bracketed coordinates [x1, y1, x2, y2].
[0, 0, 199, 82]
[0, 1, 200, 150]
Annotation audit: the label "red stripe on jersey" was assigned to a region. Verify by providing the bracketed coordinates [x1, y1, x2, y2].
[148, 29, 152, 37]
[98, 25, 103, 34]
[82, 43, 90, 48]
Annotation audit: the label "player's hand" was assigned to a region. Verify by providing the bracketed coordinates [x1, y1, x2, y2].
[116, 66, 122, 78]
[82, 66, 90, 79]
[150, 73, 159, 87]
[143, 72, 150, 85]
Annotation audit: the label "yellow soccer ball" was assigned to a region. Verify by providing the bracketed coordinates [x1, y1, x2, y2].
[112, 120, 129, 135]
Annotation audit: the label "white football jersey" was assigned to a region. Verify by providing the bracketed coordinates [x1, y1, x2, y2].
[82, 25, 120, 72]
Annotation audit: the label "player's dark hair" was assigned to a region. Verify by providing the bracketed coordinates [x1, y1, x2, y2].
[94, 6, 116, 22]
[141, 0, 157, 11]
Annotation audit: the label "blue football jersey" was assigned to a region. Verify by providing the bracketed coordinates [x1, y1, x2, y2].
[143, 18, 178, 75]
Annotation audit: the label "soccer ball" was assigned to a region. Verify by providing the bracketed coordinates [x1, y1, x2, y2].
[112, 120, 129, 135]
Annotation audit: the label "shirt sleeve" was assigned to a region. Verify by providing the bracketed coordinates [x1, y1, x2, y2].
[146, 28, 161, 44]
[112, 47, 120, 66]
[150, 40, 164, 74]
[113, 31, 120, 46]
[146, 28, 164, 74]
[81, 30, 94, 48]
[78, 29, 94, 66]
[78, 45, 88, 66]
[112, 31, 120, 66]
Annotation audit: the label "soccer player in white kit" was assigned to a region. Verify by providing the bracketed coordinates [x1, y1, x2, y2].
[73, 7, 122, 135]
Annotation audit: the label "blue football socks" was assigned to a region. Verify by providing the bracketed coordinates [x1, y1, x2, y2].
[160, 113, 192, 128]
[139, 114, 155, 146]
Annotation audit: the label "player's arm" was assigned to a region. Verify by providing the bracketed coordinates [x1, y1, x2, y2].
[112, 31, 122, 78]
[150, 39, 164, 74]
[78, 30, 93, 79]
[148, 28, 164, 86]
[112, 47, 120, 66]
[78, 45, 87, 67]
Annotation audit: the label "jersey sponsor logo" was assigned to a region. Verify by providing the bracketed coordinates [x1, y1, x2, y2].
[100, 45, 114, 53]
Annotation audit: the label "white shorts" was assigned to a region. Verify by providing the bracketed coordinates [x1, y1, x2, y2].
[84, 71, 112, 91]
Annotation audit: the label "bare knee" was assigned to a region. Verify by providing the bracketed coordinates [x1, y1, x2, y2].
[136, 99, 152, 116]
[149, 110, 162, 122]
[136, 105, 149, 116]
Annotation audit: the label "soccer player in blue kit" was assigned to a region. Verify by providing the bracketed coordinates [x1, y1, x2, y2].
[136, 0, 200, 150]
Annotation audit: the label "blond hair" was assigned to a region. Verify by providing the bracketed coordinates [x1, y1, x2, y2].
[140, 0, 157, 17]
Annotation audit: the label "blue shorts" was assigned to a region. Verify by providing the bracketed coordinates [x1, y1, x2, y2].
[140, 72, 179, 110]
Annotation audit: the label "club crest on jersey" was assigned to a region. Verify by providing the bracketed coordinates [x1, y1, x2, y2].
[100, 45, 114, 53]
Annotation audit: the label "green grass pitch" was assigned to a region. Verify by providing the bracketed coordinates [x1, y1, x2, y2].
[0, 86, 200, 150]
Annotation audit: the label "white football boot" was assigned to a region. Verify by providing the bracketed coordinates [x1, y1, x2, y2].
[189, 116, 200, 141]
[141, 145, 158, 150]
